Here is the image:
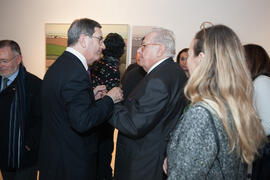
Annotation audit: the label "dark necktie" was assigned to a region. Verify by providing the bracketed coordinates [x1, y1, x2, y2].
[2, 78, 9, 90]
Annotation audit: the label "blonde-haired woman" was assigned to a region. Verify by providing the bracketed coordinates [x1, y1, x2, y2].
[165, 24, 267, 180]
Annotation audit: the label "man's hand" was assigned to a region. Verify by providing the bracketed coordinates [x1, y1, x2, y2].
[94, 85, 107, 100]
[163, 157, 168, 175]
[107, 87, 123, 103]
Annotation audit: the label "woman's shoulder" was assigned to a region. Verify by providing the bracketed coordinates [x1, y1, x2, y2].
[254, 75, 270, 85]
[182, 103, 215, 127]
[186, 103, 212, 118]
[253, 75, 270, 93]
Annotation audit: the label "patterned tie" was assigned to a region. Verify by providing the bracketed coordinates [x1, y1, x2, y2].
[2, 78, 9, 90]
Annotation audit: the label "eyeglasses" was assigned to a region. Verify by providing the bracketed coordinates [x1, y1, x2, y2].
[91, 36, 104, 45]
[139, 43, 161, 50]
[0, 55, 18, 65]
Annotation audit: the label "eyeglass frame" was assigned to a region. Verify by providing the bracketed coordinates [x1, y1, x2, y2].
[91, 36, 104, 45]
[0, 55, 19, 65]
[139, 43, 161, 50]
[82, 33, 104, 45]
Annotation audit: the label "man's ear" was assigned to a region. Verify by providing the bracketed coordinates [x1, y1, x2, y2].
[157, 44, 166, 57]
[17, 55, 22, 64]
[79, 34, 87, 48]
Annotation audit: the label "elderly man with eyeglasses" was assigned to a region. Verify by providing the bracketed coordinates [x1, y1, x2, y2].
[0, 40, 42, 180]
[109, 28, 188, 180]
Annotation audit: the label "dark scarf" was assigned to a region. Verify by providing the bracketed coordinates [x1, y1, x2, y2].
[8, 64, 26, 168]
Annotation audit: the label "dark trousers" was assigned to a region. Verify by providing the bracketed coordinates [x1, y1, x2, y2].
[1, 166, 37, 180]
[252, 136, 270, 180]
[96, 123, 114, 180]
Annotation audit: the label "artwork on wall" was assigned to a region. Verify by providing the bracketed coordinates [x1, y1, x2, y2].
[45, 23, 130, 77]
[130, 26, 156, 64]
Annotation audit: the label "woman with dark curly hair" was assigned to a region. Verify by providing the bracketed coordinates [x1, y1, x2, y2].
[90, 32, 125, 180]
[91, 33, 125, 90]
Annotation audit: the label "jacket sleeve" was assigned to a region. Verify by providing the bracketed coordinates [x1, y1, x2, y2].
[167, 107, 218, 180]
[61, 74, 114, 133]
[24, 75, 42, 152]
[109, 78, 168, 138]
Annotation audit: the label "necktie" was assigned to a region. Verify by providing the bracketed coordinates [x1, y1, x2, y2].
[87, 69, 92, 81]
[2, 78, 9, 90]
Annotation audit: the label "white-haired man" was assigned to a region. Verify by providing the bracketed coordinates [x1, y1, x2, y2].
[110, 28, 187, 180]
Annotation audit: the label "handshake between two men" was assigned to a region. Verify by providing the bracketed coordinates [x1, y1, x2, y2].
[93, 85, 123, 104]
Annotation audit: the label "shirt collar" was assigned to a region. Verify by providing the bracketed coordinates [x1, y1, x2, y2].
[147, 57, 168, 74]
[8, 69, 19, 83]
[66, 47, 88, 70]
[1, 69, 19, 89]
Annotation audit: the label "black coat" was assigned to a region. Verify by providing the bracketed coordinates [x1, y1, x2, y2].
[39, 51, 114, 180]
[121, 63, 146, 100]
[109, 58, 187, 180]
[0, 70, 42, 169]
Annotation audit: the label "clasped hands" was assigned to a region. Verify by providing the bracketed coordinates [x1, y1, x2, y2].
[93, 85, 123, 103]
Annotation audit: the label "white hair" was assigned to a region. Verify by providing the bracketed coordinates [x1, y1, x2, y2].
[150, 28, 176, 57]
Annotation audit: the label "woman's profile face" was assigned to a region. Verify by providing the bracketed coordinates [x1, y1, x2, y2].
[187, 39, 201, 75]
[178, 51, 188, 71]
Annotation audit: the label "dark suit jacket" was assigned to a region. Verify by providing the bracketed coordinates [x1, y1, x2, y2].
[109, 58, 187, 180]
[121, 63, 146, 100]
[39, 51, 114, 180]
[0, 71, 42, 169]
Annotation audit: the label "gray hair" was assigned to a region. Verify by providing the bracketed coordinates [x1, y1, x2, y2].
[150, 28, 176, 57]
[67, 18, 101, 46]
[0, 40, 21, 56]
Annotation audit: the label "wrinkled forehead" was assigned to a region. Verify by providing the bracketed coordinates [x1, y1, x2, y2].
[0, 46, 13, 56]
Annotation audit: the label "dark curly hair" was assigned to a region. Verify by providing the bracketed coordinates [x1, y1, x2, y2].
[102, 33, 125, 59]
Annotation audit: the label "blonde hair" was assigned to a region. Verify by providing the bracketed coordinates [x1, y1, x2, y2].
[185, 24, 267, 164]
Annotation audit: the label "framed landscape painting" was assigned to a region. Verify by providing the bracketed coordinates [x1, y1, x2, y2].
[45, 23, 130, 76]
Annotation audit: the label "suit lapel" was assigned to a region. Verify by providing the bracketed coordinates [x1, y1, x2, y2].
[126, 57, 173, 103]
[64, 51, 87, 72]
[147, 57, 173, 76]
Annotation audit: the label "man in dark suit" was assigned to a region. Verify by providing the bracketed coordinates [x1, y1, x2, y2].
[110, 28, 187, 180]
[39, 18, 123, 180]
[0, 40, 42, 180]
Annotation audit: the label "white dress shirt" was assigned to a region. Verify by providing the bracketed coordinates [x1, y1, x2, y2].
[66, 47, 88, 70]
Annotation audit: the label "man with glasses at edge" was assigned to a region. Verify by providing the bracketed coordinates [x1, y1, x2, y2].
[39, 18, 123, 180]
[0, 40, 42, 180]
[109, 28, 187, 180]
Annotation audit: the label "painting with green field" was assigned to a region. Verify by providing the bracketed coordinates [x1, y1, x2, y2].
[45, 23, 129, 71]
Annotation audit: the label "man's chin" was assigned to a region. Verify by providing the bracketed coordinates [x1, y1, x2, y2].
[0, 72, 7, 77]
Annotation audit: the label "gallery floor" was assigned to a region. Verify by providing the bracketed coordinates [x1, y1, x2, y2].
[0, 130, 118, 180]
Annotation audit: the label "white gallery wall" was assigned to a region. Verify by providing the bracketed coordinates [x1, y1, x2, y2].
[0, 0, 270, 79]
